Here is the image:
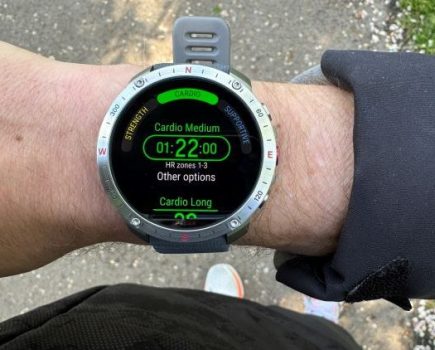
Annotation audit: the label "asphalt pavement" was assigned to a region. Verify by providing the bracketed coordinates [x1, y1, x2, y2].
[0, 1, 411, 349]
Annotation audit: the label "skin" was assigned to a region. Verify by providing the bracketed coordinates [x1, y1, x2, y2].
[0, 41, 354, 276]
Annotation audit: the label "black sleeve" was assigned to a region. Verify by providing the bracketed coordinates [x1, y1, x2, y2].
[276, 50, 435, 310]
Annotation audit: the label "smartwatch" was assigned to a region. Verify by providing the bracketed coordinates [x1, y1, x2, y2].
[97, 16, 277, 254]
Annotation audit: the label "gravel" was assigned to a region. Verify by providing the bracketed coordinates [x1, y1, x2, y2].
[0, 1, 414, 349]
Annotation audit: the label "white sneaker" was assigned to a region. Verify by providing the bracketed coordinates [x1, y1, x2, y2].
[303, 296, 342, 324]
[204, 263, 245, 299]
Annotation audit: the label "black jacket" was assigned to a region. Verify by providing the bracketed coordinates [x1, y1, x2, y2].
[277, 50, 435, 311]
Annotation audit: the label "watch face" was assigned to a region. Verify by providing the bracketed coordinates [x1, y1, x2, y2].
[109, 76, 263, 230]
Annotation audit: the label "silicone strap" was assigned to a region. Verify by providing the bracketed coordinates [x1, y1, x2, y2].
[149, 17, 232, 254]
[173, 16, 231, 73]
[150, 235, 229, 254]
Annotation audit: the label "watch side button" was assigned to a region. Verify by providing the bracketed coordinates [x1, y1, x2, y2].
[262, 103, 272, 120]
[272, 125, 279, 166]
[259, 194, 270, 209]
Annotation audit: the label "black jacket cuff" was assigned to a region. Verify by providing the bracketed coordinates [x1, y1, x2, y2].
[276, 50, 435, 310]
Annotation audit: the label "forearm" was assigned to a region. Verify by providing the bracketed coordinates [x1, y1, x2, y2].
[244, 81, 354, 254]
[0, 42, 354, 275]
[0, 42, 141, 275]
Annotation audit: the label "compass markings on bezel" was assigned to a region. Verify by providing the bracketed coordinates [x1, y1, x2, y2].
[100, 63, 276, 235]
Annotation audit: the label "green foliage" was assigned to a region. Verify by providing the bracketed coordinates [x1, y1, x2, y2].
[400, 0, 435, 54]
[212, 5, 222, 15]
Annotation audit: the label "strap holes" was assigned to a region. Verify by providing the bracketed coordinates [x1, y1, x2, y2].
[188, 59, 215, 65]
[188, 32, 214, 39]
[189, 46, 215, 53]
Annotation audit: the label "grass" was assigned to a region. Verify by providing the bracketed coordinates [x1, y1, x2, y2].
[399, 0, 435, 54]
[212, 5, 222, 15]
[426, 300, 435, 309]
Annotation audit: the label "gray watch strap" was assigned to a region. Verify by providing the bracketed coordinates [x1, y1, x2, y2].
[150, 17, 232, 254]
[150, 236, 229, 254]
[173, 16, 231, 73]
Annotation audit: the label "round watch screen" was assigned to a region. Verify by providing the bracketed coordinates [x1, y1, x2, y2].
[110, 77, 262, 229]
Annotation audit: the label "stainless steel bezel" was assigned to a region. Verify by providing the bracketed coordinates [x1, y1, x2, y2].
[97, 64, 277, 243]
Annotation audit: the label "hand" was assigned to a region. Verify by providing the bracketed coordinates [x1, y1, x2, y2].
[0, 42, 354, 276]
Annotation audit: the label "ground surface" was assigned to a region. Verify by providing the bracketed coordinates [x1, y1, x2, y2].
[0, 1, 413, 349]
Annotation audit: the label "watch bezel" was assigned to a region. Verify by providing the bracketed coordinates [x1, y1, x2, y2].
[97, 64, 277, 243]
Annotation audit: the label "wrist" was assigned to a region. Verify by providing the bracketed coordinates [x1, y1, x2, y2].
[239, 81, 354, 255]
[0, 49, 144, 275]
[80, 74, 354, 255]
[0, 42, 353, 276]
[60, 63, 145, 247]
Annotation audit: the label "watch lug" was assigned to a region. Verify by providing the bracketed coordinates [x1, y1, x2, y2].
[150, 63, 173, 71]
[227, 222, 250, 243]
[129, 65, 152, 83]
[129, 64, 174, 83]
[230, 68, 252, 90]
